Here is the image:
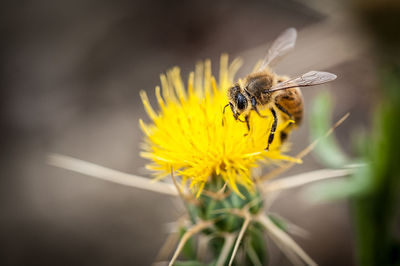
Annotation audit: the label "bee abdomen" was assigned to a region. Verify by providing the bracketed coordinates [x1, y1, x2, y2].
[275, 88, 304, 125]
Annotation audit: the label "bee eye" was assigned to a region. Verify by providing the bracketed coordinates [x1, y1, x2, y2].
[236, 93, 247, 110]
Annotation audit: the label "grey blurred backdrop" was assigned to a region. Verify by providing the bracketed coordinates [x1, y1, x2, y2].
[0, 0, 376, 265]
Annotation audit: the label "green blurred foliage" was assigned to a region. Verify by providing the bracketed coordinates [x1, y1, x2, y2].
[308, 68, 400, 266]
[309, 91, 349, 168]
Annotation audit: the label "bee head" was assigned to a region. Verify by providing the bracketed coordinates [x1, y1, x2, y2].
[227, 85, 248, 120]
[236, 92, 248, 111]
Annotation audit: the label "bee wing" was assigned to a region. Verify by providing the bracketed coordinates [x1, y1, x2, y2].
[258, 28, 297, 71]
[269, 71, 337, 92]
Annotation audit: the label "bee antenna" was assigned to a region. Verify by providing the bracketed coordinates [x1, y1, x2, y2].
[222, 103, 230, 126]
[223, 103, 230, 115]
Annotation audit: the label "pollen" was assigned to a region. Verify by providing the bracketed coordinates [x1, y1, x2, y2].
[139, 54, 299, 197]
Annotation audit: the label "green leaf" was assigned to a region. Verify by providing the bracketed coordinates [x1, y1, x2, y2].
[246, 225, 267, 265]
[268, 213, 288, 232]
[304, 162, 371, 202]
[208, 237, 225, 262]
[179, 227, 197, 260]
[309, 91, 349, 168]
[174, 260, 208, 266]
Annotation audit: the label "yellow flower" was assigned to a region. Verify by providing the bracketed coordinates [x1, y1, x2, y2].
[139, 54, 298, 197]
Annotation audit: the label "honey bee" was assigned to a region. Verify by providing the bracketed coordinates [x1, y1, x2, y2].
[225, 28, 337, 150]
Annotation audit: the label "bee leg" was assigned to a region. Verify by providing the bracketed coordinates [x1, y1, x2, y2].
[244, 115, 250, 136]
[275, 102, 294, 121]
[234, 116, 251, 136]
[280, 131, 288, 142]
[251, 97, 268, 118]
[253, 106, 269, 118]
[266, 108, 278, 151]
[275, 102, 295, 142]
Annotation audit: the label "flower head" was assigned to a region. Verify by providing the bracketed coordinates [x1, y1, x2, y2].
[140, 55, 298, 197]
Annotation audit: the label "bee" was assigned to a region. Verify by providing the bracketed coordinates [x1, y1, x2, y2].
[225, 28, 337, 150]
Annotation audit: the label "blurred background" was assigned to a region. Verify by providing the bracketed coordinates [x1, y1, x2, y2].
[0, 0, 386, 265]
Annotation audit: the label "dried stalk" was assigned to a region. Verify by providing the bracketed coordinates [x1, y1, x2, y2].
[257, 112, 349, 183]
[264, 168, 353, 192]
[168, 220, 213, 266]
[216, 233, 236, 266]
[47, 153, 177, 196]
[257, 214, 317, 266]
[229, 213, 252, 266]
